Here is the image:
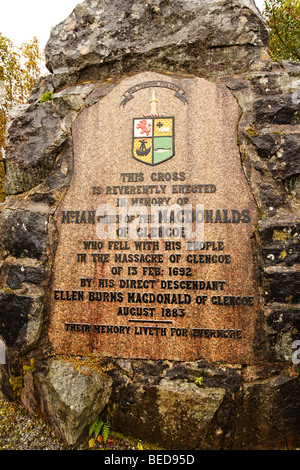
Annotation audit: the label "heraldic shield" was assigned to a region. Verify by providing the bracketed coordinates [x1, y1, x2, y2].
[132, 116, 175, 166]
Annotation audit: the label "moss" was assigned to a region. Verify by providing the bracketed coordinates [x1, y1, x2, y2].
[3, 286, 15, 294]
[279, 249, 287, 259]
[57, 353, 113, 377]
[246, 125, 258, 136]
[8, 375, 23, 397]
[40, 91, 54, 103]
[272, 229, 290, 242]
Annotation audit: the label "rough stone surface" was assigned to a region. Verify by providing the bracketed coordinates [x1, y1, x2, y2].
[0, 209, 48, 260]
[0, 292, 33, 349]
[154, 380, 225, 449]
[44, 0, 270, 88]
[0, 288, 44, 353]
[232, 376, 300, 450]
[3, 102, 66, 195]
[49, 71, 260, 364]
[6, 263, 45, 290]
[2, 82, 99, 196]
[0, 0, 299, 451]
[106, 360, 230, 449]
[35, 359, 113, 446]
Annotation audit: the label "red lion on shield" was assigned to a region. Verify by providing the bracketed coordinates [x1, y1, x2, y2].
[136, 119, 152, 136]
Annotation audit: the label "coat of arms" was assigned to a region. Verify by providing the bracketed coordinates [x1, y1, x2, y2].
[132, 91, 175, 166]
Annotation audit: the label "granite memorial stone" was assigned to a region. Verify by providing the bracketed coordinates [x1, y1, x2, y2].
[0, 0, 299, 450]
[49, 72, 259, 363]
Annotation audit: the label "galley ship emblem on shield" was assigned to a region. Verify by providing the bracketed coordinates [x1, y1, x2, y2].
[132, 91, 175, 166]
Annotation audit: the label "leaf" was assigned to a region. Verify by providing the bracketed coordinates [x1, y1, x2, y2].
[137, 442, 144, 450]
[262, 0, 300, 61]
[88, 438, 95, 448]
[0, 33, 43, 153]
[102, 423, 110, 444]
[94, 419, 104, 438]
[194, 377, 203, 386]
[89, 417, 104, 439]
[89, 418, 98, 437]
[97, 435, 103, 443]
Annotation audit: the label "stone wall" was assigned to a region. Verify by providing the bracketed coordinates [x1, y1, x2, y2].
[0, 0, 299, 449]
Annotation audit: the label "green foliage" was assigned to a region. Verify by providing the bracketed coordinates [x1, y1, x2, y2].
[262, 0, 300, 62]
[0, 34, 43, 202]
[88, 418, 110, 447]
[0, 35, 43, 146]
[40, 91, 53, 103]
[102, 423, 110, 444]
[6, 359, 36, 398]
[88, 404, 118, 448]
[89, 417, 104, 439]
[8, 375, 23, 396]
[194, 377, 203, 386]
[23, 358, 35, 374]
[106, 403, 118, 423]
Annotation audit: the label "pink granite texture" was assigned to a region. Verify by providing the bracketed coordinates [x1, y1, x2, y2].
[49, 72, 259, 363]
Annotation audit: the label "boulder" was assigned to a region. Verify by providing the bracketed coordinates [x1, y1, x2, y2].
[44, 0, 270, 88]
[35, 359, 113, 447]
